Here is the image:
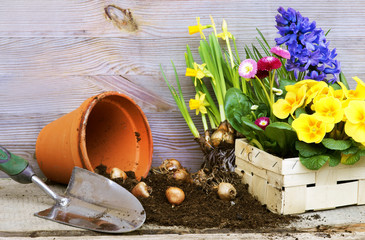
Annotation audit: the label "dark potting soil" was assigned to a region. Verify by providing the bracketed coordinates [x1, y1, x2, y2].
[95, 165, 298, 230]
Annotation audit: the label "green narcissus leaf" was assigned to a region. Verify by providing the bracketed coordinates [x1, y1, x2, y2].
[299, 155, 330, 170]
[295, 141, 327, 158]
[321, 138, 352, 151]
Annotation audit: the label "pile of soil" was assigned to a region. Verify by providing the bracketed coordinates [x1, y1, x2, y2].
[95, 165, 298, 230]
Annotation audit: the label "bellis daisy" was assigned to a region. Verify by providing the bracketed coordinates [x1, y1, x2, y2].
[257, 56, 282, 71]
[270, 46, 290, 59]
[238, 59, 257, 79]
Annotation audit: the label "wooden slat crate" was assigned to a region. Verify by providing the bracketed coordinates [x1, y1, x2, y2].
[235, 139, 365, 215]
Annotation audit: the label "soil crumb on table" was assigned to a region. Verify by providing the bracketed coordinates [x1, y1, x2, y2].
[95, 165, 298, 229]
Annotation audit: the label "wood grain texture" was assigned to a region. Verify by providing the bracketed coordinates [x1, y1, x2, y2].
[0, 0, 364, 177]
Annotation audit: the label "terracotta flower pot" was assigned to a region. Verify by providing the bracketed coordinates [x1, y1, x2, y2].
[36, 91, 153, 184]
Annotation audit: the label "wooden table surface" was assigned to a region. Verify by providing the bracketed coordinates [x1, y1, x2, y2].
[1, 178, 365, 240]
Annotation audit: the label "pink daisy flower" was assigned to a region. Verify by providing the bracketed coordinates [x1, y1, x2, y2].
[238, 59, 257, 79]
[257, 56, 282, 71]
[254, 117, 270, 130]
[270, 46, 290, 59]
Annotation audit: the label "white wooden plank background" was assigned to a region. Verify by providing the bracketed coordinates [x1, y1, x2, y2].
[0, 0, 364, 177]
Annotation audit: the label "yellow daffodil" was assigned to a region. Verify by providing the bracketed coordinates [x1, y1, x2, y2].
[209, 15, 217, 36]
[344, 100, 365, 142]
[292, 114, 327, 143]
[185, 63, 214, 86]
[346, 76, 365, 100]
[189, 92, 209, 115]
[216, 19, 232, 40]
[273, 85, 306, 119]
[188, 17, 211, 40]
[313, 96, 344, 125]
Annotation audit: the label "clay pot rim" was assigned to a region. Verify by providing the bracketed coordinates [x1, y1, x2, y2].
[77, 91, 153, 175]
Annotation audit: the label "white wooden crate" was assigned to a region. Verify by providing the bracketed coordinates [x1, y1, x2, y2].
[235, 139, 365, 214]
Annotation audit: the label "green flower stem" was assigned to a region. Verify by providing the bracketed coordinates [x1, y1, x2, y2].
[202, 114, 208, 131]
[241, 78, 247, 95]
[232, 36, 240, 63]
[269, 70, 276, 118]
[225, 37, 234, 70]
[254, 75, 272, 110]
[207, 112, 217, 129]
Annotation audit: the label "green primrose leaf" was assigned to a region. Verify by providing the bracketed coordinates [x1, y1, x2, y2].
[295, 141, 326, 157]
[342, 152, 361, 165]
[264, 122, 297, 156]
[299, 154, 329, 170]
[241, 116, 263, 132]
[224, 88, 253, 134]
[327, 151, 341, 167]
[321, 138, 352, 150]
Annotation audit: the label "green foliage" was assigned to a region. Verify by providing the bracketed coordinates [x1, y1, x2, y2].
[225, 89, 298, 157]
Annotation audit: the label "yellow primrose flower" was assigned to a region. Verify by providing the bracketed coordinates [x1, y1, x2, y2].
[346, 76, 365, 100]
[344, 100, 365, 142]
[292, 114, 327, 144]
[312, 85, 330, 107]
[185, 63, 214, 86]
[285, 79, 318, 93]
[273, 85, 306, 119]
[189, 92, 209, 115]
[305, 81, 327, 105]
[216, 19, 232, 40]
[334, 81, 348, 101]
[313, 96, 344, 125]
[188, 17, 211, 40]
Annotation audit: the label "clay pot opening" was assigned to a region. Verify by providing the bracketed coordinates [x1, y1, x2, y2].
[80, 94, 149, 176]
[36, 92, 153, 184]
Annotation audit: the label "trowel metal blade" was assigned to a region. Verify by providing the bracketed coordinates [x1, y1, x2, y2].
[35, 167, 146, 233]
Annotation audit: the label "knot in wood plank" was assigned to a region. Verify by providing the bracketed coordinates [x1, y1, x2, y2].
[104, 5, 138, 32]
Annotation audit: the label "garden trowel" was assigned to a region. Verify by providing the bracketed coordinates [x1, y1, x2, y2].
[0, 146, 146, 233]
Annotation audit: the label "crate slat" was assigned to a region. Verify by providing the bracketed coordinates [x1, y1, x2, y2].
[235, 139, 365, 214]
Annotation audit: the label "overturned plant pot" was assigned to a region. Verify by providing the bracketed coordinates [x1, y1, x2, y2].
[36, 91, 153, 184]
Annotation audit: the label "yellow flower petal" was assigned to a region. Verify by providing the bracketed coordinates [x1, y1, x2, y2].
[313, 96, 344, 124]
[273, 99, 291, 119]
[292, 114, 326, 143]
[344, 100, 365, 124]
[345, 121, 365, 143]
[188, 25, 200, 35]
[347, 76, 365, 100]
[185, 68, 197, 77]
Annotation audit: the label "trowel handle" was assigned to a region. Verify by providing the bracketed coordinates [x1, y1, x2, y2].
[0, 146, 35, 184]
